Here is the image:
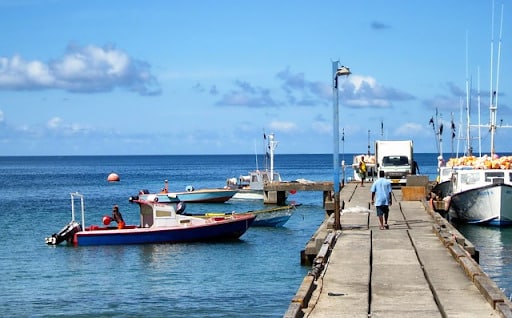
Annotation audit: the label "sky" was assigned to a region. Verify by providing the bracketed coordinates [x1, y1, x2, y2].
[0, 0, 511, 156]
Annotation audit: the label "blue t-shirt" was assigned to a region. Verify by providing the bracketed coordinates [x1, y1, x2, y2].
[371, 177, 392, 206]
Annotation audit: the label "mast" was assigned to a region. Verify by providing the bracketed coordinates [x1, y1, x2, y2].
[367, 130, 371, 155]
[477, 67, 482, 157]
[465, 31, 473, 156]
[470, 2, 510, 156]
[489, 2, 503, 157]
[489, 0, 496, 156]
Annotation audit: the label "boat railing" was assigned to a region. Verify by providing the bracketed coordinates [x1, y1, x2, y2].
[70, 192, 86, 232]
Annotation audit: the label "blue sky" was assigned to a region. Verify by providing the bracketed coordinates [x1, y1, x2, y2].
[0, 0, 510, 156]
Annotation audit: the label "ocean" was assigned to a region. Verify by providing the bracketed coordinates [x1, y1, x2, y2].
[0, 153, 510, 317]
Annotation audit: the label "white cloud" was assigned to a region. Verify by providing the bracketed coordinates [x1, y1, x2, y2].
[269, 120, 297, 132]
[349, 75, 377, 92]
[311, 121, 331, 134]
[394, 122, 424, 136]
[47, 117, 62, 129]
[0, 44, 160, 95]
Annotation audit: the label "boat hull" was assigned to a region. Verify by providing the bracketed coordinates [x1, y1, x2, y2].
[231, 189, 265, 200]
[73, 214, 255, 246]
[174, 189, 237, 203]
[251, 205, 295, 227]
[252, 214, 291, 227]
[188, 205, 296, 227]
[449, 183, 512, 226]
[431, 180, 452, 199]
[136, 189, 238, 203]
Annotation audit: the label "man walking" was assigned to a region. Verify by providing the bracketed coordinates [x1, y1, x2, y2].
[371, 170, 392, 230]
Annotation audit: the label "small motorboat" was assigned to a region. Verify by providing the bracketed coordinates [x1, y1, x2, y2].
[130, 180, 237, 204]
[45, 192, 255, 246]
[185, 204, 300, 227]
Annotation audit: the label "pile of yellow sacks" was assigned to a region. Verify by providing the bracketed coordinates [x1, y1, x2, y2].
[446, 155, 512, 169]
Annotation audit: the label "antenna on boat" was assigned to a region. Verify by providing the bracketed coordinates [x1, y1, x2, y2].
[484, 1, 511, 157]
[489, 2, 503, 156]
[267, 133, 278, 182]
[450, 112, 456, 158]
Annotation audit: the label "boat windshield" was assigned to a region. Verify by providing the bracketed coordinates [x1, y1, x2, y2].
[485, 171, 505, 183]
[460, 171, 481, 185]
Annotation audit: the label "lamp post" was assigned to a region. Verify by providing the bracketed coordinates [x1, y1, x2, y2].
[332, 61, 351, 230]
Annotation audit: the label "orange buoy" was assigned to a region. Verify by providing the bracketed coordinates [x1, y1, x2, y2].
[107, 172, 120, 182]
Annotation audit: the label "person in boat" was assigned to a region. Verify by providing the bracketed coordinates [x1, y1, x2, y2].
[358, 155, 367, 187]
[112, 205, 125, 229]
[371, 170, 392, 230]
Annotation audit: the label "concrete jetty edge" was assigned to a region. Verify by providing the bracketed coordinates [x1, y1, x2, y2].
[285, 188, 512, 318]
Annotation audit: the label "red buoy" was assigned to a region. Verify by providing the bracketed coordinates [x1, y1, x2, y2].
[107, 172, 120, 182]
[102, 215, 112, 225]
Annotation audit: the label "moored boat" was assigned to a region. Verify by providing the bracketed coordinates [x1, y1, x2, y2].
[351, 154, 377, 183]
[45, 192, 255, 246]
[187, 204, 299, 227]
[447, 157, 512, 226]
[446, 17, 512, 226]
[130, 180, 237, 203]
[226, 133, 287, 201]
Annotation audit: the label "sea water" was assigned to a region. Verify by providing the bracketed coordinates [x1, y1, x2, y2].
[0, 153, 510, 317]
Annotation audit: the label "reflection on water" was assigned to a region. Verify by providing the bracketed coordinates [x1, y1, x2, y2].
[456, 224, 512, 299]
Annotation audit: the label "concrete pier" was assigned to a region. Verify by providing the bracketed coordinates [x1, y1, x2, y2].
[285, 182, 512, 318]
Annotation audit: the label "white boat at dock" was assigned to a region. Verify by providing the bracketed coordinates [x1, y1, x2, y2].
[447, 156, 512, 226]
[226, 133, 287, 201]
[351, 154, 377, 183]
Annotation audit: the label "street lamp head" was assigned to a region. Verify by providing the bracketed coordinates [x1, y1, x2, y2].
[336, 66, 351, 77]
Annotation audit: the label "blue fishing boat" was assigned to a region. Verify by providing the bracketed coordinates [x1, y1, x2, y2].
[186, 204, 299, 227]
[45, 192, 255, 246]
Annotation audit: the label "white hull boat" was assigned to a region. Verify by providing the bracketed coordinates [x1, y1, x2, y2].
[226, 133, 287, 201]
[448, 167, 512, 226]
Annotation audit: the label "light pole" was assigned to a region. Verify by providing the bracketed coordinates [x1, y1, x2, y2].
[341, 128, 345, 187]
[332, 61, 351, 230]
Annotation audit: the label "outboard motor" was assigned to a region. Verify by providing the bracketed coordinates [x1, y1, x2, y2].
[176, 201, 186, 214]
[45, 221, 81, 245]
[129, 189, 150, 202]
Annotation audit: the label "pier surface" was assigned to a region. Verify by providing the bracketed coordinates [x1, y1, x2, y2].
[286, 182, 512, 318]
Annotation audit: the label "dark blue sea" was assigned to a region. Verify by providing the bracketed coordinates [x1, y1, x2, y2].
[0, 153, 511, 317]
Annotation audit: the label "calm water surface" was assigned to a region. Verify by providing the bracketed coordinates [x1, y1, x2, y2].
[0, 153, 510, 317]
